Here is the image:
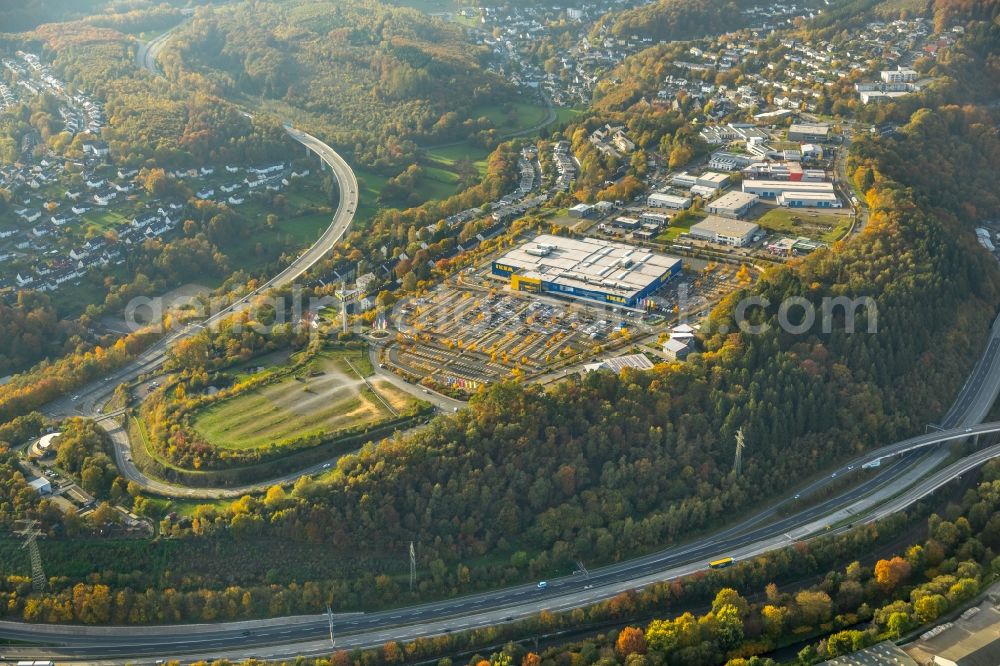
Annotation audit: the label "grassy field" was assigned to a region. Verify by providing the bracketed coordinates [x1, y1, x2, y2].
[191, 348, 412, 451]
[755, 207, 852, 242]
[388, 0, 463, 12]
[554, 107, 586, 126]
[875, 0, 928, 16]
[423, 143, 491, 177]
[469, 101, 550, 134]
[657, 212, 706, 242]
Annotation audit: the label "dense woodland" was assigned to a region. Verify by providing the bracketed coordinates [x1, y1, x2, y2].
[593, 0, 784, 42]
[0, 292, 87, 377]
[1, 28, 998, 620]
[29, 19, 296, 168]
[164, 0, 513, 170]
[0, 4, 998, 658]
[277, 468, 1000, 666]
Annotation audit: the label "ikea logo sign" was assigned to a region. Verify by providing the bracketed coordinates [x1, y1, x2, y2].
[606, 295, 627, 304]
[494, 263, 517, 274]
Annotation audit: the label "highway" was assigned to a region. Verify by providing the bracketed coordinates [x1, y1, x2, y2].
[4, 313, 1000, 662]
[135, 28, 173, 78]
[10, 35, 1000, 659]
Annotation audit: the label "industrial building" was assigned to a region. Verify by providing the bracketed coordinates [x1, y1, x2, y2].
[777, 191, 842, 208]
[492, 234, 681, 307]
[742, 179, 842, 207]
[787, 122, 831, 142]
[612, 216, 640, 230]
[647, 192, 691, 209]
[689, 216, 760, 247]
[695, 171, 730, 191]
[671, 172, 698, 188]
[638, 211, 669, 228]
[743, 161, 826, 182]
[568, 203, 596, 218]
[707, 191, 758, 218]
[584, 354, 656, 373]
[663, 337, 692, 361]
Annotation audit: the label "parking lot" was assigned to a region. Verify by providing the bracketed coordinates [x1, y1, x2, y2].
[383, 256, 748, 393]
[388, 286, 658, 391]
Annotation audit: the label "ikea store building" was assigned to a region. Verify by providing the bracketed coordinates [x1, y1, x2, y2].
[491, 234, 681, 308]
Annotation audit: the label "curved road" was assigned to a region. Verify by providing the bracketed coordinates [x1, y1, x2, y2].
[3, 423, 1000, 663]
[135, 25, 178, 78]
[38, 127, 360, 498]
[9, 27, 998, 663]
[4, 314, 1000, 662]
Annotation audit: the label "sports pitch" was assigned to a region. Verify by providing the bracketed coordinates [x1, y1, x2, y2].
[191, 350, 418, 451]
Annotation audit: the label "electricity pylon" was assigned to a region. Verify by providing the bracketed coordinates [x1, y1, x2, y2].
[734, 428, 746, 476]
[326, 605, 336, 649]
[409, 541, 416, 593]
[15, 519, 46, 592]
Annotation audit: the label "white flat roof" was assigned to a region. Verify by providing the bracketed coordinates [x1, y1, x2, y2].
[743, 179, 836, 193]
[648, 192, 691, 203]
[690, 216, 760, 238]
[777, 191, 840, 202]
[789, 122, 831, 134]
[698, 171, 729, 185]
[496, 234, 681, 299]
[37, 432, 61, 449]
[709, 190, 758, 209]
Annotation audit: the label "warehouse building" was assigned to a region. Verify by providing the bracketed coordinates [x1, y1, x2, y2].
[787, 122, 831, 142]
[695, 171, 730, 191]
[647, 192, 692, 209]
[568, 203, 596, 218]
[742, 179, 841, 207]
[612, 216, 640, 230]
[777, 191, 842, 208]
[671, 172, 698, 188]
[689, 216, 760, 247]
[492, 234, 681, 307]
[707, 191, 758, 218]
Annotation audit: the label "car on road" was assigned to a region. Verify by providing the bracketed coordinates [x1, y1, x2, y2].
[794, 493, 801, 499]
[322, 463, 332, 469]
[965, 427, 973, 433]
[536, 581, 548, 589]
[831, 472, 837, 478]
